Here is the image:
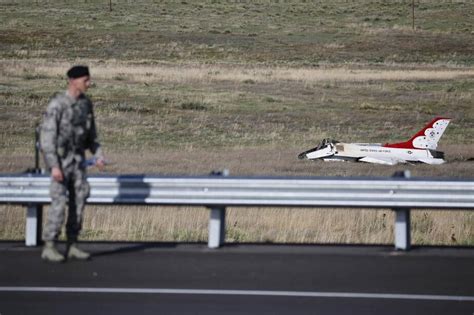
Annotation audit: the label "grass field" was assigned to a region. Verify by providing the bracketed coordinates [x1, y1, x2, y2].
[1, 1, 473, 65]
[0, 0, 473, 245]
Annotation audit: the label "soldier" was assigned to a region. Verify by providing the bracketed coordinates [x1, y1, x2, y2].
[40, 65, 105, 263]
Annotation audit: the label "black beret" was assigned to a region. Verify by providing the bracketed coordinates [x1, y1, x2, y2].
[67, 65, 90, 79]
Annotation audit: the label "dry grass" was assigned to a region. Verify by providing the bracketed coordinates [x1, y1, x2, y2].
[1, 1, 473, 65]
[2, 59, 473, 85]
[1, 205, 472, 246]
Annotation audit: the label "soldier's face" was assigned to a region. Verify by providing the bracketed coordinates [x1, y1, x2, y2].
[70, 76, 91, 93]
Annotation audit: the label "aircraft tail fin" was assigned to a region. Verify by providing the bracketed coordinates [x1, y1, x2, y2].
[383, 117, 451, 150]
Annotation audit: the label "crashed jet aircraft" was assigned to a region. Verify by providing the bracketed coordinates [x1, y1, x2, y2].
[298, 117, 451, 165]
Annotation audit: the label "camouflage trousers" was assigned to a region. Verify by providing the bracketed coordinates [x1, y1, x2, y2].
[43, 164, 90, 242]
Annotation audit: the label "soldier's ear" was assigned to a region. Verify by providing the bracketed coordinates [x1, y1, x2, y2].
[68, 77, 78, 88]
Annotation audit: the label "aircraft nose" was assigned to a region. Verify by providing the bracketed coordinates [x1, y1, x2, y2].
[297, 152, 307, 160]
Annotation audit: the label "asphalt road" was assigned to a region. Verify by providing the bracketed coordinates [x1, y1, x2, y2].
[0, 242, 473, 315]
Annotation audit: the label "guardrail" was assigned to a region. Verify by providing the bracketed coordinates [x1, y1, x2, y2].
[1, 172, 473, 250]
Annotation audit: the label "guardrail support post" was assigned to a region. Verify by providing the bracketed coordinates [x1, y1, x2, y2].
[209, 207, 226, 249]
[208, 169, 229, 249]
[26, 204, 42, 247]
[392, 170, 411, 251]
[394, 208, 411, 251]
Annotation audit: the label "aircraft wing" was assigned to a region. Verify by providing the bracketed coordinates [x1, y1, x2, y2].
[417, 158, 445, 165]
[358, 156, 401, 165]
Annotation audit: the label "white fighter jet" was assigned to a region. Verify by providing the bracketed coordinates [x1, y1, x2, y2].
[298, 117, 451, 165]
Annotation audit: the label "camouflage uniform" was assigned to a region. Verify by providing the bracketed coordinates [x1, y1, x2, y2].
[40, 91, 102, 242]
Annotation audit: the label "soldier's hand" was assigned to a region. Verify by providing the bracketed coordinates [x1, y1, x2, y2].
[51, 167, 64, 182]
[96, 157, 106, 171]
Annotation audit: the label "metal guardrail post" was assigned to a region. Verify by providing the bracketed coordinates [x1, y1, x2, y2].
[393, 170, 411, 251]
[395, 208, 411, 250]
[209, 207, 226, 249]
[26, 204, 42, 247]
[208, 170, 229, 249]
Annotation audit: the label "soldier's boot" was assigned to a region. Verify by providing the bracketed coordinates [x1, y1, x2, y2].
[41, 241, 65, 263]
[67, 243, 91, 260]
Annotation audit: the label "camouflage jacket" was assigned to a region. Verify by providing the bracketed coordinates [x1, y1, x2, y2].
[40, 91, 103, 170]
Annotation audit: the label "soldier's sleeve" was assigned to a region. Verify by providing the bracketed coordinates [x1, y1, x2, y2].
[40, 98, 61, 169]
[87, 102, 104, 159]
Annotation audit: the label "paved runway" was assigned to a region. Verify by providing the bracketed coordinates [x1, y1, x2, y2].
[0, 242, 473, 314]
